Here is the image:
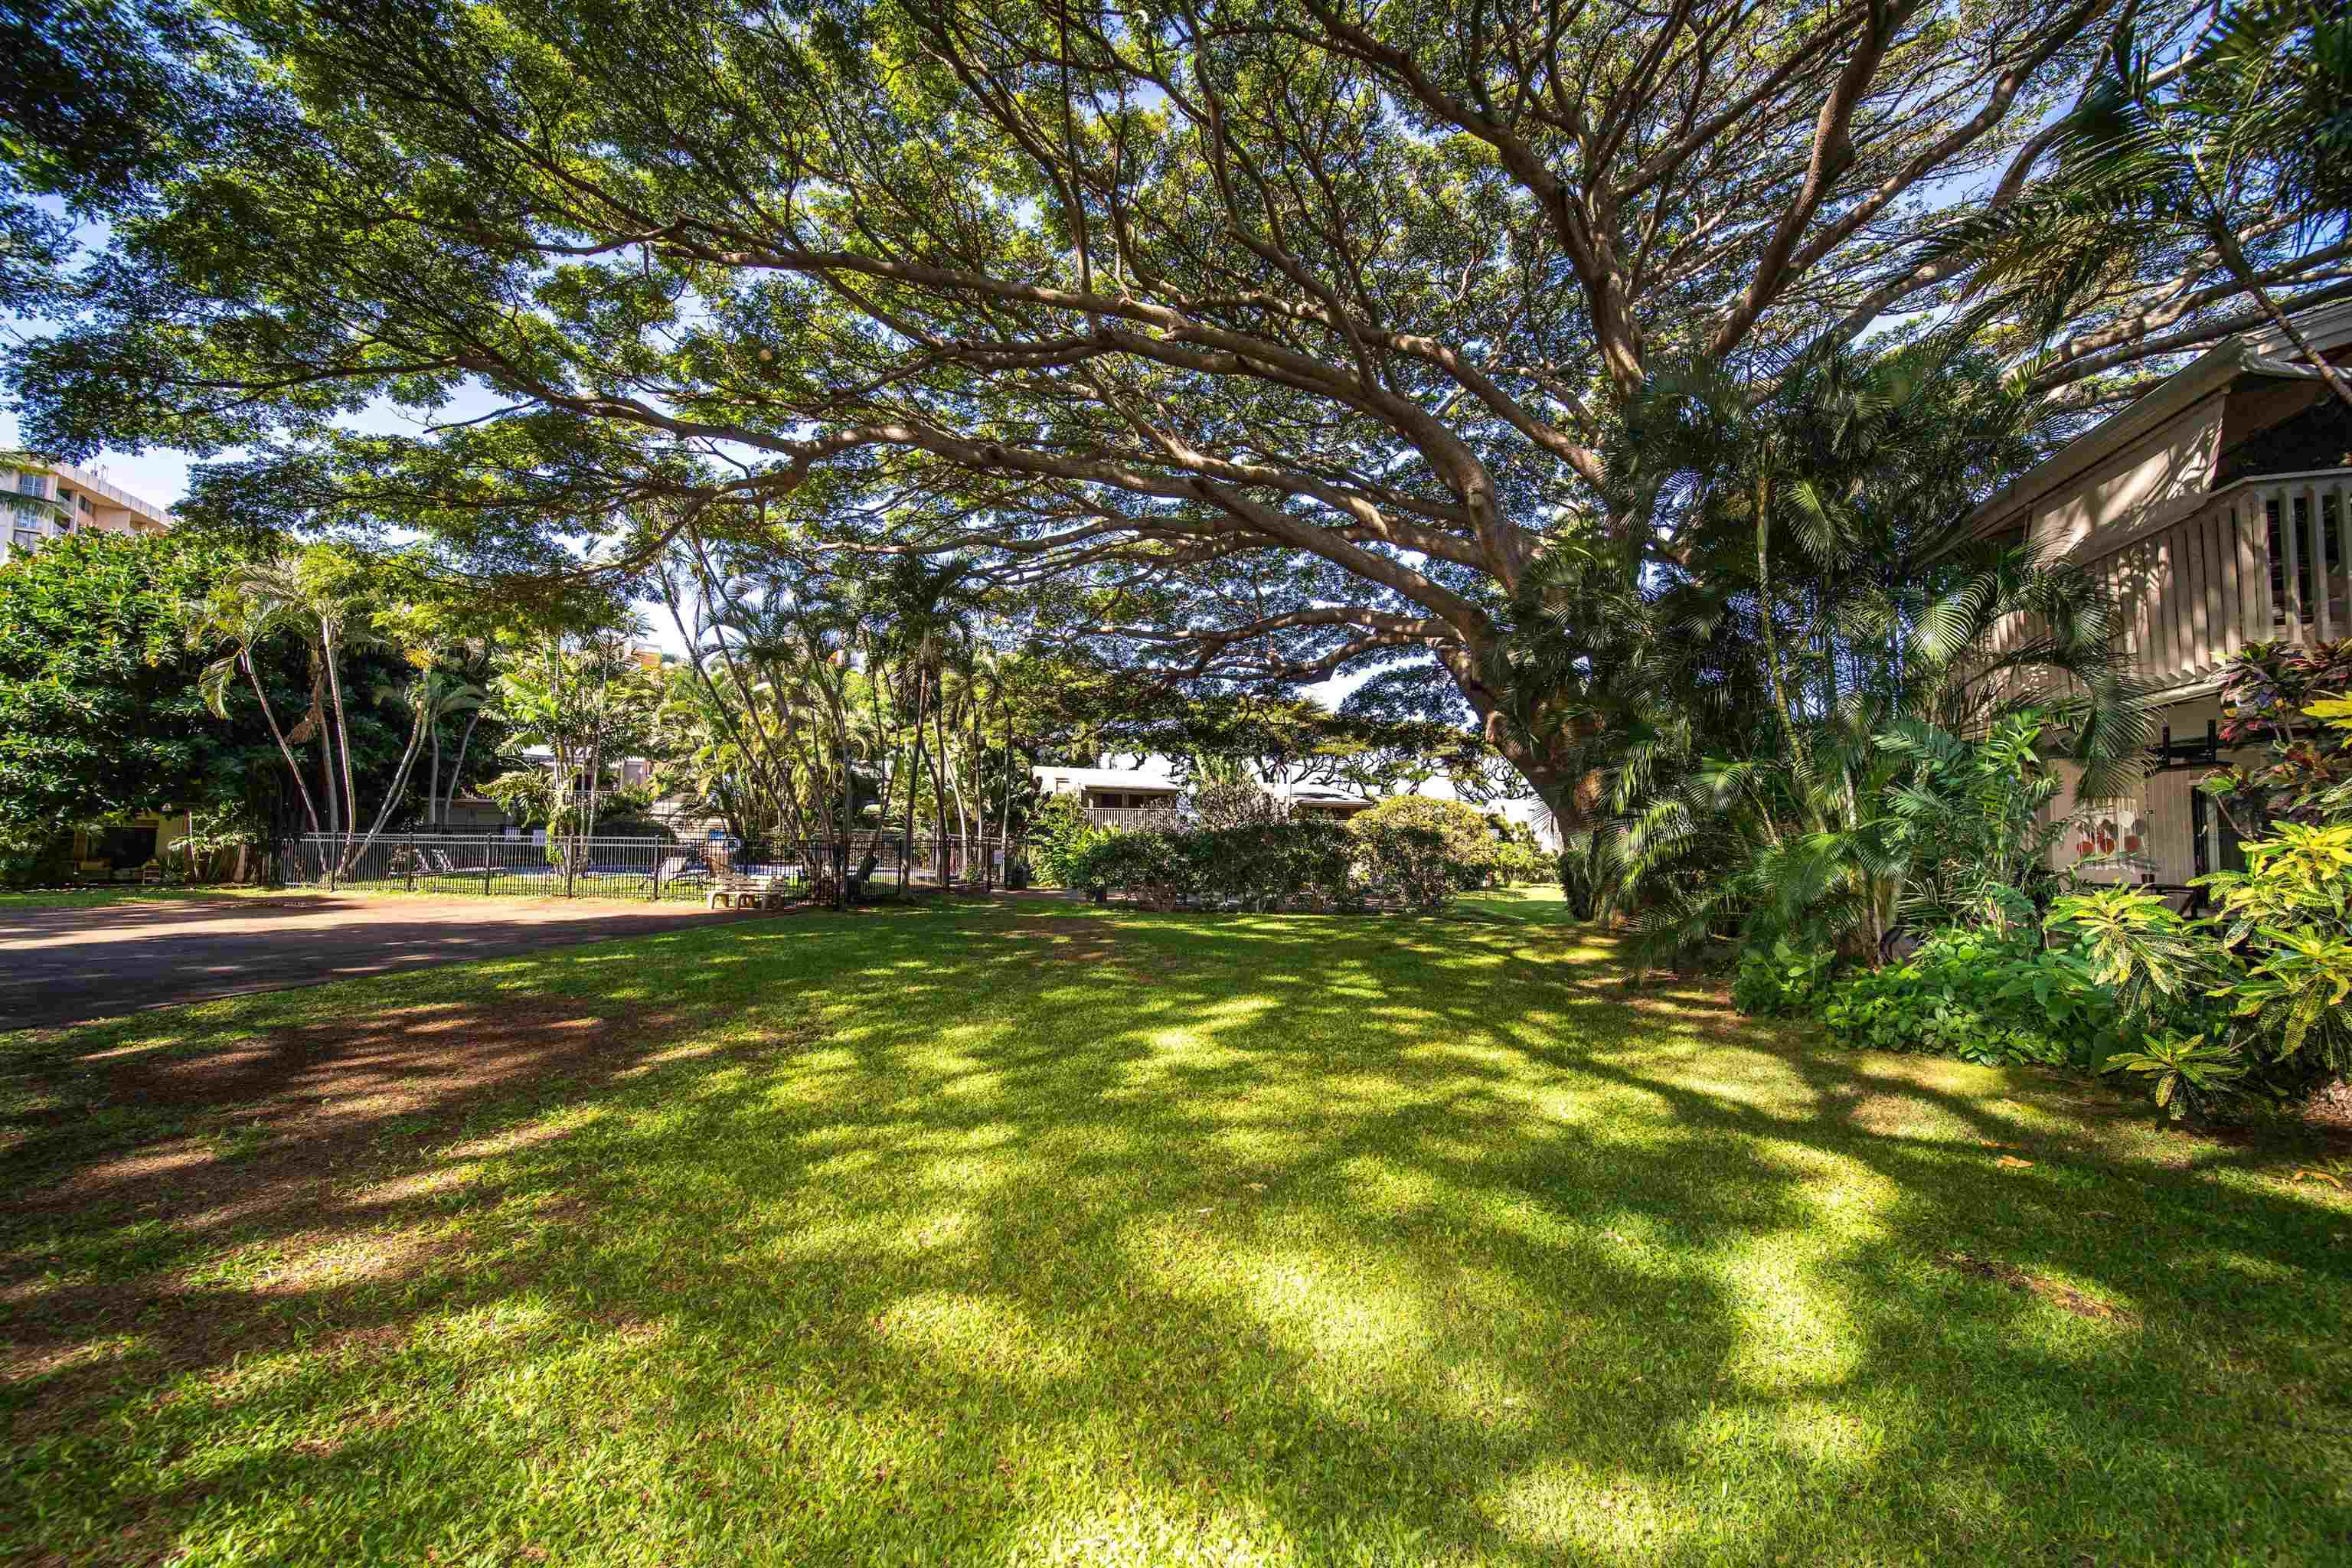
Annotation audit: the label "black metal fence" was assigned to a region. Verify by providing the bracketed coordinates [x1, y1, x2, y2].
[279, 833, 1020, 901]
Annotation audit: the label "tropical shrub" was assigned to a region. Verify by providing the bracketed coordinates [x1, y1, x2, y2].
[1354, 823, 1472, 912]
[1209, 820, 1357, 909]
[1027, 793, 1106, 887]
[2199, 639, 2352, 836]
[1816, 927, 2127, 1068]
[2199, 822, 2352, 1089]
[1348, 795, 1496, 885]
[2039, 822, 2352, 1119]
[1069, 827, 1190, 900]
[2105, 1033, 2249, 1125]
[1489, 826, 1559, 887]
[1189, 773, 1289, 830]
[1730, 938, 1839, 1018]
[1067, 818, 1358, 911]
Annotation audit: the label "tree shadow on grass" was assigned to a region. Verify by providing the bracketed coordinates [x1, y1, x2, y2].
[5, 900, 2351, 1564]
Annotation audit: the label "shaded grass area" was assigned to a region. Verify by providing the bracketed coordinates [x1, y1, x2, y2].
[4, 897, 2350, 1565]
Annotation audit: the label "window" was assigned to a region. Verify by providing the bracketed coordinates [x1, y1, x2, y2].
[11, 530, 41, 553]
[15, 472, 45, 497]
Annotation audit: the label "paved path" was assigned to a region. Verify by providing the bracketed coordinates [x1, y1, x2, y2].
[0, 896, 748, 1031]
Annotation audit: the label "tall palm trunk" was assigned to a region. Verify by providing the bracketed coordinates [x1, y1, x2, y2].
[351, 688, 432, 861]
[310, 655, 338, 840]
[323, 626, 361, 878]
[245, 654, 322, 836]
[926, 681, 945, 884]
[1753, 470, 1821, 831]
[427, 710, 442, 827]
[443, 709, 481, 825]
[900, 663, 925, 883]
[998, 697, 1016, 886]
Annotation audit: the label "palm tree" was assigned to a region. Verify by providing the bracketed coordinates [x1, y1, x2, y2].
[218, 552, 376, 842]
[191, 587, 325, 837]
[192, 547, 451, 884]
[1492, 341, 2154, 965]
[415, 671, 486, 827]
[1944, 3, 2352, 413]
[861, 556, 985, 880]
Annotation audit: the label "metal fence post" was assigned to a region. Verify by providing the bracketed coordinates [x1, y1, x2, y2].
[484, 835, 494, 895]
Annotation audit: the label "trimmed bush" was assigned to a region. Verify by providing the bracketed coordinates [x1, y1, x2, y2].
[1354, 822, 1470, 912]
[1348, 795, 1498, 885]
[1070, 818, 1360, 911]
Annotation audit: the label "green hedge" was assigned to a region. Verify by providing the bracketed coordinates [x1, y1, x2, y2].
[1070, 819, 1361, 910]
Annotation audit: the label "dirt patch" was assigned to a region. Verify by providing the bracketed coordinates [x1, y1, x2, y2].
[1937, 1251, 2138, 1324]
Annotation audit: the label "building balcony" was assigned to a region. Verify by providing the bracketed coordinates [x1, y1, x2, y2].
[1083, 805, 1184, 829]
[1988, 467, 2350, 697]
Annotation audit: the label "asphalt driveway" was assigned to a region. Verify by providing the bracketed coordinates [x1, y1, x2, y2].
[0, 895, 748, 1031]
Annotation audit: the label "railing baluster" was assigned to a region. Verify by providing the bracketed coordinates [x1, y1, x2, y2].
[2184, 515, 2211, 676]
[2337, 480, 2352, 640]
[2313, 481, 2333, 644]
[2243, 492, 2271, 648]
[2282, 484, 2305, 642]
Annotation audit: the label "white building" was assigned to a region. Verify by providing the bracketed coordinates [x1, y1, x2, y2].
[1031, 755, 1562, 847]
[2, 457, 170, 562]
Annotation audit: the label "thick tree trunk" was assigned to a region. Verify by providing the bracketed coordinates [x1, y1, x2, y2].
[1435, 642, 1593, 834]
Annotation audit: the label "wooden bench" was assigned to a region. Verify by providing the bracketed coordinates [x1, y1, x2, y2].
[707, 872, 789, 910]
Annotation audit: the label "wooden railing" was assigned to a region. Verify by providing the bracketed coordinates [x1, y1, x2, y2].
[1986, 469, 2352, 695]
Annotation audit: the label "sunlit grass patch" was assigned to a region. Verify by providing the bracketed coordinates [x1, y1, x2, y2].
[3, 896, 2350, 1564]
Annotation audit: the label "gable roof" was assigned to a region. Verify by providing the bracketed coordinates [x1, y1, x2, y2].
[1968, 299, 2352, 537]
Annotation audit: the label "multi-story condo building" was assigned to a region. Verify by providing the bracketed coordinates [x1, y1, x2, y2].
[1970, 301, 2352, 890]
[2, 456, 171, 561]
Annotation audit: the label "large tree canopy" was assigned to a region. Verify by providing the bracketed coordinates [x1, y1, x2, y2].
[13, 0, 2347, 807]
[0, 528, 428, 867]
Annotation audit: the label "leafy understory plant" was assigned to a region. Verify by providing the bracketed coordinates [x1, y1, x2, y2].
[2045, 885, 2213, 1022]
[2105, 1034, 2250, 1125]
[2199, 823, 2352, 1075]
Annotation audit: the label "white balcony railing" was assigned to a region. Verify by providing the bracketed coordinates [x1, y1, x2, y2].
[1987, 469, 2351, 696]
[1084, 806, 1184, 829]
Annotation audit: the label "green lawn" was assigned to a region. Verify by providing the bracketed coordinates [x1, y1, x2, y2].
[5, 896, 2349, 1565]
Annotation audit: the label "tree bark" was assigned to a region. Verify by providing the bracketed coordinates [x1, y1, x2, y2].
[245, 653, 322, 837]
[444, 708, 482, 825]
